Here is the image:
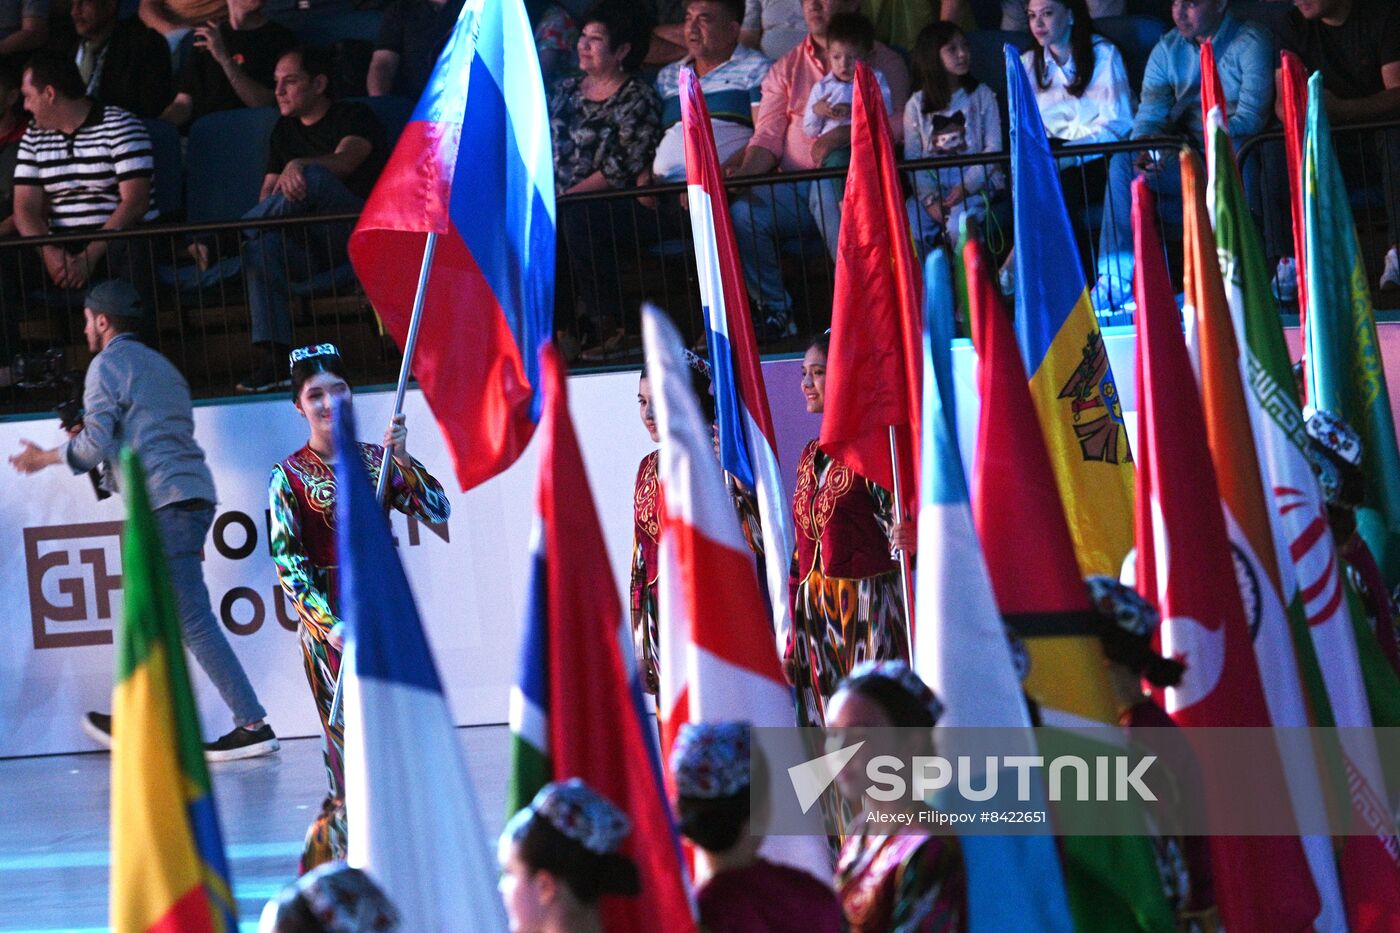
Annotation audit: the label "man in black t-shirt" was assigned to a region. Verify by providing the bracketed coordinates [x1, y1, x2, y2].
[159, 0, 295, 128]
[1286, 0, 1400, 291]
[236, 46, 387, 393]
[366, 0, 464, 100]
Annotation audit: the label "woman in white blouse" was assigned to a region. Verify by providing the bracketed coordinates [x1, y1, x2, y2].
[903, 21, 1006, 257]
[1018, 0, 1132, 270]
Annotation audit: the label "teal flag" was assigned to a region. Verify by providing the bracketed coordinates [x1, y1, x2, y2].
[1302, 72, 1400, 587]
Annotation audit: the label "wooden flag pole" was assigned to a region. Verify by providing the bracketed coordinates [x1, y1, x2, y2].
[888, 425, 915, 659]
[330, 231, 439, 727]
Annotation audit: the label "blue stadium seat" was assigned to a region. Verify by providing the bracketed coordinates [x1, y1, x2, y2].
[355, 95, 414, 146]
[184, 106, 280, 222]
[1232, 0, 1291, 45]
[1094, 15, 1168, 96]
[967, 29, 1035, 107]
[143, 118, 183, 220]
[279, 9, 383, 46]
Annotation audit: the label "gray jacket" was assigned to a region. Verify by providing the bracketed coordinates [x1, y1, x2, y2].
[59, 333, 216, 509]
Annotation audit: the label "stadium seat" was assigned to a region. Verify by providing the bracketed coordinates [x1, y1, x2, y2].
[1094, 15, 1168, 96]
[1232, 0, 1291, 45]
[143, 118, 183, 220]
[278, 9, 383, 46]
[185, 107, 281, 222]
[355, 95, 414, 146]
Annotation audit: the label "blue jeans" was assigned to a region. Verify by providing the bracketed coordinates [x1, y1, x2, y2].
[244, 164, 363, 346]
[154, 502, 266, 728]
[730, 177, 842, 312]
[1097, 149, 1184, 292]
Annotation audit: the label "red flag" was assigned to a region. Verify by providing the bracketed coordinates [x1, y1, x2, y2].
[535, 344, 697, 933]
[1199, 39, 1227, 144]
[820, 61, 921, 518]
[1281, 51, 1310, 360]
[966, 238, 1120, 724]
[1132, 177, 1320, 932]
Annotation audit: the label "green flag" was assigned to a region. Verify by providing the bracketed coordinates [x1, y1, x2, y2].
[1302, 72, 1400, 588]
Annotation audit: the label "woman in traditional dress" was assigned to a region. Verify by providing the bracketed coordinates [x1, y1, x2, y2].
[631, 352, 763, 694]
[789, 333, 912, 726]
[670, 720, 843, 933]
[268, 343, 450, 872]
[829, 662, 966, 932]
[498, 779, 640, 933]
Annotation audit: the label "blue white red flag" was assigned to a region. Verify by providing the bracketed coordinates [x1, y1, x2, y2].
[507, 344, 697, 933]
[643, 305, 832, 885]
[348, 0, 553, 491]
[332, 402, 506, 933]
[679, 67, 794, 655]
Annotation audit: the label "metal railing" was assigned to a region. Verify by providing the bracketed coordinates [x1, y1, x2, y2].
[2, 134, 1194, 419]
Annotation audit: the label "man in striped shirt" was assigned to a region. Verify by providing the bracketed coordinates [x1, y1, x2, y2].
[12, 51, 157, 294]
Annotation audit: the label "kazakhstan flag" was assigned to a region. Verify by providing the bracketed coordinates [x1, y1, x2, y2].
[1006, 44, 1134, 577]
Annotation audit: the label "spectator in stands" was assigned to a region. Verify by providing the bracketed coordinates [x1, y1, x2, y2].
[652, 0, 771, 182]
[11, 52, 157, 295]
[232, 47, 387, 393]
[1020, 0, 1132, 275]
[741, 0, 805, 59]
[366, 0, 466, 101]
[905, 21, 1005, 256]
[0, 0, 48, 61]
[139, 0, 226, 50]
[159, 0, 296, 129]
[532, 0, 580, 83]
[729, 0, 910, 338]
[549, 2, 660, 359]
[650, 0, 688, 65]
[71, 0, 174, 118]
[1002, 0, 1124, 31]
[1092, 0, 1273, 312]
[1283, 0, 1400, 292]
[0, 61, 22, 239]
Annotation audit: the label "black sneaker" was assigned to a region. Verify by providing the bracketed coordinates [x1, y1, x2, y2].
[756, 307, 797, 341]
[236, 362, 291, 394]
[205, 723, 280, 762]
[82, 711, 113, 749]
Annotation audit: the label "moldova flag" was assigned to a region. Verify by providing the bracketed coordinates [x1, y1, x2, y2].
[110, 449, 235, 933]
[333, 402, 507, 933]
[506, 343, 696, 933]
[348, 0, 554, 492]
[1005, 45, 1133, 578]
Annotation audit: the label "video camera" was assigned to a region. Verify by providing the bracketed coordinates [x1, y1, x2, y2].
[12, 348, 110, 501]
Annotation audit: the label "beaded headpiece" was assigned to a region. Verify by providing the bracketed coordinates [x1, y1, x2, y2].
[671, 721, 750, 799]
[847, 660, 944, 724]
[504, 778, 631, 855]
[289, 343, 342, 370]
[1085, 575, 1160, 637]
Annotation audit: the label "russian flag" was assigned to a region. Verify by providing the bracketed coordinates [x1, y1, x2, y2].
[915, 251, 1075, 933]
[678, 68, 794, 654]
[348, 0, 553, 491]
[506, 344, 697, 933]
[332, 401, 507, 933]
[643, 305, 832, 885]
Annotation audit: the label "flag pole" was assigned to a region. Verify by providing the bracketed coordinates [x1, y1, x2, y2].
[331, 231, 439, 727]
[374, 231, 440, 504]
[888, 425, 915, 658]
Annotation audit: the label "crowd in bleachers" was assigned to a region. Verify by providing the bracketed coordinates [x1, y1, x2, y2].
[0, 0, 1395, 395]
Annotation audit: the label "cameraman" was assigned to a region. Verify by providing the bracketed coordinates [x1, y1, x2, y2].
[8, 280, 279, 761]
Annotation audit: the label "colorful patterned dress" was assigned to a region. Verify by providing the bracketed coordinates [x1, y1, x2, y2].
[630, 449, 764, 693]
[269, 441, 450, 871]
[789, 439, 908, 726]
[836, 825, 966, 933]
